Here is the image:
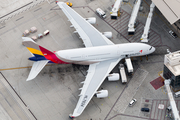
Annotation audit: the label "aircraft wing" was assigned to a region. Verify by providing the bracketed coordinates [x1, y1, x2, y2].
[56, 2, 114, 47]
[71, 58, 121, 117]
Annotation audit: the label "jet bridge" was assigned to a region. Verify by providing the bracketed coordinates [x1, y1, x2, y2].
[140, 2, 155, 42]
[128, 0, 141, 35]
[164, 79, 180, 120]
[110, 0, 123, 20]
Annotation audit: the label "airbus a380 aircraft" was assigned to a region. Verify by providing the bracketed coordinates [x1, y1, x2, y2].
[22, 1, 155, 119]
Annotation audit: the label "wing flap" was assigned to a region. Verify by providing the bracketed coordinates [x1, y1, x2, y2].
[71, 58, 121, 117]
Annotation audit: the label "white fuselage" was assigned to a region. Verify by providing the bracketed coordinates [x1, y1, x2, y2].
[55, 43, 155, 65]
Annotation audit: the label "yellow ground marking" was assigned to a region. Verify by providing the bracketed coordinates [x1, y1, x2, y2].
[158, 71, 165, 82]
[27, 47, 43, 56]
[158, 71, 167, 94]
[139, 14, 148, 17]
[0, 65, 52, 71]
[161, 86, 167, 95]
[128, 2, 133, 8]
[0, 66, 32, 71]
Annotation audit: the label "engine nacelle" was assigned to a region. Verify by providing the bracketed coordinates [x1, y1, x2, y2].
[95, 90, 108, 98]
[102, 32, 112, 39]
[108, 73, 120, 81]
[85, 17, 96, 24]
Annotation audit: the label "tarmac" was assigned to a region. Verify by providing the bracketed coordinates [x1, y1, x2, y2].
[0, 0, 180, 120]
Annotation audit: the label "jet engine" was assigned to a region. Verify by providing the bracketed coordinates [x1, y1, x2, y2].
[102, 32, 112, 39]
[85, 17, 96, 24]
[95, 90, 108, 98]
[107, 73, 120, 81]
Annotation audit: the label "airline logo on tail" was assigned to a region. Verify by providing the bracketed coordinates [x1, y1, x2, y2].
[22, 37, 69, 64]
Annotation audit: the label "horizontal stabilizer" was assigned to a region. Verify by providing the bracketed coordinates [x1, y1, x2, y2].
[27, 60, 49, 81]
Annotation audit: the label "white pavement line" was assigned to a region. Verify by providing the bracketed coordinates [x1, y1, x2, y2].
[0, 74, 36, 120]
[138, 97, 143, 117]
[139, 98, 153, 118]
[114, 68, 148, 113]
[0, 103, 12, 120]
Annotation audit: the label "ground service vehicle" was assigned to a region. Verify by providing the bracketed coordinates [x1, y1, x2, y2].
[125, 58, 133, 75]
[119, 64, 127, 83]
[141, 108, 149, 112]
[96, 8, 106, 18]
[169, 30, 178, 38]
[129, 98, 137, 107]
[66, 2, 72, 7]
[167, 105, 172, 112]
[174, 91, 180, 98]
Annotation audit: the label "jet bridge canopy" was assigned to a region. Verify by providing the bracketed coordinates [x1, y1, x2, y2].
[128, 0, 141, 35]
[164, 79, 180, 120]
[111, 0, 122, 20]
[141, 2, 155, 42]
[151, 0, 180, 24]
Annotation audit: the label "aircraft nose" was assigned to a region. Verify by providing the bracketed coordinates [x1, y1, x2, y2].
[151, 46, 155, 53]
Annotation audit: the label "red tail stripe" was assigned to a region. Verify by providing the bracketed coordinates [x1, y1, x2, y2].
[39, 46, 69, 64]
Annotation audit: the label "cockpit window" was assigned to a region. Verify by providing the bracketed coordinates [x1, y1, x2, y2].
[149, 46, 152, 50]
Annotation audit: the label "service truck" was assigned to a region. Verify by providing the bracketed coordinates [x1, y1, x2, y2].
[125, 58, 133, 75]
[119, 64, 127, 83]
[96, 8, 106, 18]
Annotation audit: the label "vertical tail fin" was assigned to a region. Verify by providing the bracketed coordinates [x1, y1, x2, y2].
[22, 37, 53, 61]
[22, 37, 68, 64]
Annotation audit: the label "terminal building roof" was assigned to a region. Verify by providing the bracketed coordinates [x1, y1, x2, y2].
[152, 0, 180, 24]
[164, 50, 180, 76]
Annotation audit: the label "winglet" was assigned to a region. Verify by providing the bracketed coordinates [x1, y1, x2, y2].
[69, 114, 75, 119]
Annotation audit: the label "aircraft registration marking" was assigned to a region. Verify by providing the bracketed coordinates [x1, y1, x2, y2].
[81, 95, 88, 107]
